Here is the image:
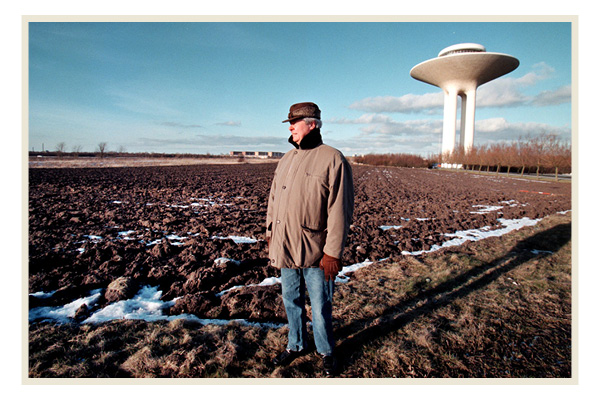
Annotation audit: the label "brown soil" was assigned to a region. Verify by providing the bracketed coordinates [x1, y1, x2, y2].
[28, 163, 571, 325]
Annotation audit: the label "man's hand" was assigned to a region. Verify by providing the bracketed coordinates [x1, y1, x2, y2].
[319, 253, 342, 282]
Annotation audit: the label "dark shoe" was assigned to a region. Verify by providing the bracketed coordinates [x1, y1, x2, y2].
[273, 349, 305, 367]
[322, 355, 337, 376]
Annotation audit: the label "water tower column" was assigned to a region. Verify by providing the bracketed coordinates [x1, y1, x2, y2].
[462, 88, 477, 152]
[459, 92, 467, 150]
[442, 88, 458, 155]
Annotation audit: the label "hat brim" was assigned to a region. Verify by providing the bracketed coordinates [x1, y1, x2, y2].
[282, 117, 303, 123]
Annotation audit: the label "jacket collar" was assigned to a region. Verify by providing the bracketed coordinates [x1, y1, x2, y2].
[288, 128, 323, 150]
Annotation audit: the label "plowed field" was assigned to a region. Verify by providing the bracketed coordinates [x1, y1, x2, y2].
[28, 162, 571, 324]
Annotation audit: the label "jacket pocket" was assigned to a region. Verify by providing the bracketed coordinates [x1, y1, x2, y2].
[301, 173, 329, 231]
[301, 225, 327, 235]
[297, 225, 327, 267]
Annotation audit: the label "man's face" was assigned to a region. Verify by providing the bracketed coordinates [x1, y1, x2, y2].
[289, 119, 315, 145]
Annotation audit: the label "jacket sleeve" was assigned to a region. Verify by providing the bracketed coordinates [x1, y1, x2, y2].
[323, 155, 354, 259]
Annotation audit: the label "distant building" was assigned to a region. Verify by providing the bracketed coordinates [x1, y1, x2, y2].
[230, 151, 284, 159]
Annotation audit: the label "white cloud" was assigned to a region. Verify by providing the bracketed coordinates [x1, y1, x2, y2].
[327, 114, 570, 156]
[108, 87, 184, 117]
[136, 134, 285, 150]
[160, 121, 204, 129]
[531, 85, 571, 106]
[328, 115, 442, 155]
[475, 118, 571, 143]
[328, 113, 397, 125]
[348, 92, 443, 114]
[330, 113, 441, 134]
[348, 62, 569, 115]
[474, 117, 511, 132]
[216, 121, 242, 127]
[477, 79, 529, 107]
[516, 62, 555, 86]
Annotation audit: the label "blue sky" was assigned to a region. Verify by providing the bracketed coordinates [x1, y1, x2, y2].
[28, 20, 572, 157]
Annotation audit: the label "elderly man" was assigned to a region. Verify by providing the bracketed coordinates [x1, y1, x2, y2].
[266, 102, 354, 376]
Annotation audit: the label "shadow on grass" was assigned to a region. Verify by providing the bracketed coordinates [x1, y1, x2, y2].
[335, 222, 571, 372]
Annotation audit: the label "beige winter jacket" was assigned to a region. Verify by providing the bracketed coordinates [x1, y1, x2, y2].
[266, 129, 354, 269]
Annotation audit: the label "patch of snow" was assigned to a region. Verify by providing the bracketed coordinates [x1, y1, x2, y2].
[380, 225, 402, 231]
[166, 234, 186, 240]
[401, 217, 541, 256]
[470, 205, 504, 214]
[257, 276, 281, 286]
[211, 235, 258, 244]
[84, 235, 103, 241]
[530, 249, 553, 255]
[216, 276, 282, 297]
[499, 200, 520, 207]
[118, 230, 137, 240]
[29, 289, 102, 323]
[214, 257, 241, 266]
[30, 290, 57, 299]
[336, 259, 374, 283]
[83, 286, 176, 324]
[72, 286, 284, 329]
[166, 234, 187, 245]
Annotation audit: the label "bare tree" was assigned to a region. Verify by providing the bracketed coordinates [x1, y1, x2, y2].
[504, 142, 519, 176]
[516, 138, 533, 176]
[451, 148, 464, 170]
[72, 145, 83, 157]
[97, 142, 108, 158]
[473, 144, 487, 172]
[545, 135, 571, 181]
[55, 142, 66, 158]
[463, 147, 478, 171]
[557, 142, 572, 179]
[487, 143, 505, 176]
[530, 135, 548, 177]
[441, 149, 453, 165]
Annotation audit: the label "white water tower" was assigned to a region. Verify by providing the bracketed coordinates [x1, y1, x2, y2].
[410, 43, 519, 155]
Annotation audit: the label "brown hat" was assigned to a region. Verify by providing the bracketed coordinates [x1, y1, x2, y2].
[282, 102, 321, 123]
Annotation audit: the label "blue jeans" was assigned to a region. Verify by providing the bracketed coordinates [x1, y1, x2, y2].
[280, 267, 335, 356]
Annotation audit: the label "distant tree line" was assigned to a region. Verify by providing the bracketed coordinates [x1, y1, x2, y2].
[442, 134, 571, 179]
[29, 142, 229, 160]
[352, 134, 571, 181]
[352, 153, 430, 169]
[29, 150, 230, 159]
